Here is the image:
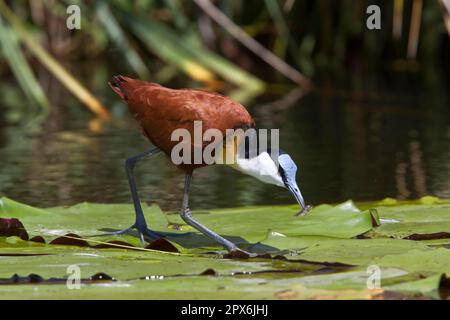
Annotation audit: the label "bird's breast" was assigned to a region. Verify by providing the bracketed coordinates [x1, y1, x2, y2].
[231, 152, 284, 187]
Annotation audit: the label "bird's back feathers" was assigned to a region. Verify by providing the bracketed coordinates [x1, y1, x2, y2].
[109, 76, 255, 172]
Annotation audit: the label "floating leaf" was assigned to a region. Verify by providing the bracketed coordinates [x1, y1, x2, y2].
[0, 218, 29, 240]
[0, 197, 449, 299]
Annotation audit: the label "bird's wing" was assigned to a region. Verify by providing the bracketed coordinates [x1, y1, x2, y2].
[121, 81, 254, 171]
[126, 86, 199, 154]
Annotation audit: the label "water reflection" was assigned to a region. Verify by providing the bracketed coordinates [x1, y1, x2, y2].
[0, 72, 449, 211]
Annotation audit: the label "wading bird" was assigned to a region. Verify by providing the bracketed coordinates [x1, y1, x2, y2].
[107, 76, 309, 256]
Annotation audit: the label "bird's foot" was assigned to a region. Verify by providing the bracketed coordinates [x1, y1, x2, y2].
[153, 231, 194, 238]
[86, 224, 161, 247]
[295, 205, 312, 217]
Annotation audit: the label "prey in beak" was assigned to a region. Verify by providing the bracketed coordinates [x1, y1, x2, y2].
[278, 153, 312, 216]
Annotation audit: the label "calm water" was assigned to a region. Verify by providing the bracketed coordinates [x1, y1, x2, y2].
[0, 71, 449, 211]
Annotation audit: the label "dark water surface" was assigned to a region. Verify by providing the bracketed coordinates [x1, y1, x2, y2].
[0, 72, 449, 211]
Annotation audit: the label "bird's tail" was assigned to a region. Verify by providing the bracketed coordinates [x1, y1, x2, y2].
[108, 75, 130, 100]
[109, 75, 162, 101]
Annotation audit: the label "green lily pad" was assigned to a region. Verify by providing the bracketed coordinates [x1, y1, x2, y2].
[364, 200, 450, 245]
[254, 235, 431, 264]
[165, 200, 378, 244]
[384, 274, 445, 299]
[1, 196, 450, 299]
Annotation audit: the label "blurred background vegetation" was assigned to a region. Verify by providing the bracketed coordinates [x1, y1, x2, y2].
[0, 0, 449, 121]
[0, 0, 449, 210]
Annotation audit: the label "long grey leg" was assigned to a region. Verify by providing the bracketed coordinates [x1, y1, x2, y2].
[88, 148, 161, 247]
[125, 148, 162, 244]
[180, 173, 241, 252]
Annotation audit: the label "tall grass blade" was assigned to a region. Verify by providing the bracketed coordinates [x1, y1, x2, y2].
[96, 1, 150, 79]
[116, 8, 265, 93]
[393, 0, 404, 40]
[264, 0, 290, 58]
[407, 0, 423, 59]
[119, 11, 216, 85]
[0, 0, 111, 119]
[0, 16, 49, 114]
[439, 0, 450, 37]
[194, 0, 311, 88]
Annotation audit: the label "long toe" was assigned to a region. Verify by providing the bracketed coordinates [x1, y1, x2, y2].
[85, 225, 135, 238]
[142, 227, 162, 241]
[153, 231, 194, 238]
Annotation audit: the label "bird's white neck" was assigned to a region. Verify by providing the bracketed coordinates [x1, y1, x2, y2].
[230, 152, 284, 187]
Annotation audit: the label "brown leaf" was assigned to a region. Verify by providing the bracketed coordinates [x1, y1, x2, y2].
[296, 259, 355, 268]
[0, 218, 29, 241]
[146, 238, 180, 253]
[0, 253, 50, 257]
[91, 272, 114, 281]
[403, 232, 450, 241]
[200, 268, 217, 276]
[223, 249, 250, 259]
[439, 274, 450, 300]
[1, 273, 43, 285]
[275, 289, 298, 299]
[49, 233, 89, 247]
[29, 236, 46, 243]
[0, 273, 115, 285]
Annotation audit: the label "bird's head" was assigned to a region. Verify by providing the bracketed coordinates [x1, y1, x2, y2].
[234, 144, 308, 214]
[277, 152, 307, 214]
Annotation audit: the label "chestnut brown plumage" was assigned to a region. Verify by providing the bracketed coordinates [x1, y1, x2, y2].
[109, 75, 254, 173]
